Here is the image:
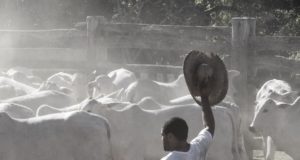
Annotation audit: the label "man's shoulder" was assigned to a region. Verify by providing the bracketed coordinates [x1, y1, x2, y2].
[194, 127, 213, 141]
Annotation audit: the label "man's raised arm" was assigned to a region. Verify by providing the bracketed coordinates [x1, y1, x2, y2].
[201, 96, 215, 136]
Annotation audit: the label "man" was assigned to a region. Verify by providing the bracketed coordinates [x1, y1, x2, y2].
[161, 96, 214, 160]
[161, 51, 228, 160]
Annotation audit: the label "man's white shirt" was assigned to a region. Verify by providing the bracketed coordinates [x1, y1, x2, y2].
[161, 128, 212, 160]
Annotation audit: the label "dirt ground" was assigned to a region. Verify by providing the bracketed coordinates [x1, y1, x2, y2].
[253, 150, 293, 160]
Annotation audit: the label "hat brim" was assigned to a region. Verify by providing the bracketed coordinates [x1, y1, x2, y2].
[183, 50, 228, 106]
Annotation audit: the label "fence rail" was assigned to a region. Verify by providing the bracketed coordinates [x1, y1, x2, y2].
[0, 29, 86, 48]
[255, 36, 300, 52]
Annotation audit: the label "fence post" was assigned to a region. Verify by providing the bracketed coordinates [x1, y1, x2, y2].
[231, 17, 256, 119]
[231, 17, 256, 158]
[87, 16, 108, 70]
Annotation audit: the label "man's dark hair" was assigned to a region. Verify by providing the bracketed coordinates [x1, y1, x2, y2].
[162, 117, 188, 141]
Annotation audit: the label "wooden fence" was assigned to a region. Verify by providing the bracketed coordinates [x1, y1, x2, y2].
[86, 16, 231, 81]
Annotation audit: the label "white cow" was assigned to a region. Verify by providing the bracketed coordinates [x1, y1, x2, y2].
[0, 85, 17, 100]
[81, 99, 247, 160]
[3, 90, 77, 113]
[47, 72, 90, 102]
[0, 77, 36, 97]
[108, 68, 137, 89]
[88, 75, 118, 98]
[36, 97, 130, 117]
[253, 79, 299, 160]
[0, 103, 34, 119]
[137, 96, 163, 110]
[46, 72, 74, 89]
[0, 111, 113, 160]
[124, 74, 189, 104]
[6, 68, 42, 88]
[250, 96, 300, 160]
[34, 98, 248, 160]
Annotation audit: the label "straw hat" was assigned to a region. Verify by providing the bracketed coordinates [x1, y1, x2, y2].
[183, 50, 228, 106]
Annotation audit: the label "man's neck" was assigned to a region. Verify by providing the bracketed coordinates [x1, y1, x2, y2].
[175, 142, 190, 152]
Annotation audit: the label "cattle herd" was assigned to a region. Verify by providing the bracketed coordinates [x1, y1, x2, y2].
[0, 67, 298, 160]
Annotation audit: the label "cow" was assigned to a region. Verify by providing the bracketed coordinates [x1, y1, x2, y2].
[124, 74, 189, 104]
[250, 96, 300, 160]
[0, 77, 36, 97]
[81, 98, 247, 160]
[6, 68, 42, 88]
[34, 97, 248, 160]
[252, 79, 299, 160]
[88, 74, 118, 98]
[46, 72, 90, 102]
[0, 85, 18, 100]
[107, 68, 137, 89]
[0, 111, 113, 160]
[0, 103, 34, 119]
[46, 72, 74, 89]
[36, 97, 130, 117]
[137, 96, 163, 110]
[3, 90, 77, 113]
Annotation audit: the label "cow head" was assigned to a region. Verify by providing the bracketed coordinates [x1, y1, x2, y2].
[250, 98, 293, 136]
[256, 79, 292, 104]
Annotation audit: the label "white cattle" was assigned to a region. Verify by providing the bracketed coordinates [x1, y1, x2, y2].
[250, 96, 300, 160]
[124, 74, 189, 104]
[71, 73, 90, 102]
[37, 81, 61, 91]
[46, 72, 74, 89]
[36, 97, 130, 117]
[137, 96, 162, 110]
[253, 79, 299, 160]
[47, 72, 90, 102]
[36, 104, 77, 116]
[3, 90, 77, 113]
[6, 68, 42, 88]
[34, 98, 248, 160]
[0, 77, 36, 97]
[108, 68, 137, 89]
[80, 99, 247, 160]
[0, 85, 17, 100]
[88, 75, 118, 98]
[0, 111, 113, 160]
[0, 103, 34, 119]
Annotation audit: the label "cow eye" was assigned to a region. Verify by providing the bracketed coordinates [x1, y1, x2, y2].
[263, 109, 268, 113]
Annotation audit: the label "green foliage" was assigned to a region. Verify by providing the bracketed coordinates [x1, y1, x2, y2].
[0, 0, 299, 35]
[113, 0, 300, 36]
